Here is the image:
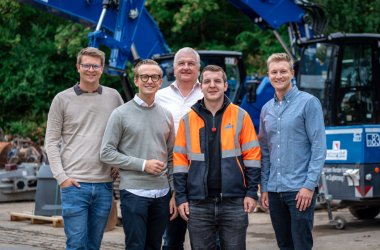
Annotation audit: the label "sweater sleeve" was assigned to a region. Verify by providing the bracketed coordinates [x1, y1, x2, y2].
[45, 94, 69, 184]
[100, 108, 145, 171]
[166, 112, 176, 191]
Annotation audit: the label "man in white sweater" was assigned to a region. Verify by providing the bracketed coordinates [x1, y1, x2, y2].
[100, 59, 177, 249]
[45, 47, 123, 250]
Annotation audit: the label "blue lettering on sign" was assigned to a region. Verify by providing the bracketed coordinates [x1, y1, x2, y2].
[366, 133, 380, 147]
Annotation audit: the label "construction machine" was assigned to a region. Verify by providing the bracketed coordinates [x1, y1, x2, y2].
[13, 0, 380, 228]
[291, 32, 380, 229]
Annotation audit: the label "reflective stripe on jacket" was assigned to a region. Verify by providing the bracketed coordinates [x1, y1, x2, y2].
[173, 102, 261, 205]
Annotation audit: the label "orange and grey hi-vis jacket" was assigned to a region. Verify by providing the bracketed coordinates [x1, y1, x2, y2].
[173, 100, 261, 206]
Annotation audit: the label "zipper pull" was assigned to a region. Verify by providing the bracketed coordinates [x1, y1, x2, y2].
[212, 116, 216, 132]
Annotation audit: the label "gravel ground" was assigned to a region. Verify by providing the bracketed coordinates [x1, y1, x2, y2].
[0, 201, 379, 250]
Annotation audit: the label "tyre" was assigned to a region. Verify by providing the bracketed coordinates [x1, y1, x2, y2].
[334, 215, 346, 230]
[349, 206, 380, 220]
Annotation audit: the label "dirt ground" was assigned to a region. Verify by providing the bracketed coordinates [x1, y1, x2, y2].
[0, 201, 379, 250]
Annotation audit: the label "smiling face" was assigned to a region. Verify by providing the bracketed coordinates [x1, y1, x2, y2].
[134, 64, 163, 102]
[76, 55, 103, 86]
[267, 60, 294, 99]
[201, 70, 227, 103]
[174, 51, 200, 84]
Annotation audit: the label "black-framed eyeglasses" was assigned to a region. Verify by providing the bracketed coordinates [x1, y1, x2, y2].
[80, 64, 102, 71]
[139, 74, 161, 83]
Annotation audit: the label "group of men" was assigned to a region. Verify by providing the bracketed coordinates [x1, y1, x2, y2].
[45, 46, 326, 250]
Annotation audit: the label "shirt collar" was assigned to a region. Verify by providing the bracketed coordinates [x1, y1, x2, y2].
[73, 83, 102, 96]
[133, 94, 155, 107]
[274, 85, 298, 103]
[171, 80, 201, 92]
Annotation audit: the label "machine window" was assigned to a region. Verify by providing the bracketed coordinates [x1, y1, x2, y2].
[337, 45, 374, 124]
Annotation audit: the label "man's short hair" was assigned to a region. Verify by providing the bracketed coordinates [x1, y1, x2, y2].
[200, 65, 227, 83]
[266, 53, 294, 71]
[77, 47, 105, 67]
[133, 59, 163, 79]
[174, 47, 201, 69]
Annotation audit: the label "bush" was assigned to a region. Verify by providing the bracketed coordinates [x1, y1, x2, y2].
[6, 120, 46, 145]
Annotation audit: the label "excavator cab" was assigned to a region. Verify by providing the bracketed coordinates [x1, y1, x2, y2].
[296, 33, 380, 126]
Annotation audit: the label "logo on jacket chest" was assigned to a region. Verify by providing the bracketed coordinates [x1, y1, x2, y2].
[225, 123, 233, 129]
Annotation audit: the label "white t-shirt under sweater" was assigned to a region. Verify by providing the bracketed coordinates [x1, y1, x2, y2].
[156, 81, 203, 134]
[45, 84, 124, 184]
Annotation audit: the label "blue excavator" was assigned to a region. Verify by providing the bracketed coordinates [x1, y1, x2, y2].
[5, 0, 380, 229]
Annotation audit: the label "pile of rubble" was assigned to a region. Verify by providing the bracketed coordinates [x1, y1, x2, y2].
[0, 131, 44, 202]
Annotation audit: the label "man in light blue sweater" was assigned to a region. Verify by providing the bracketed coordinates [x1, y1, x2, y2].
[100, 59, 177, 249]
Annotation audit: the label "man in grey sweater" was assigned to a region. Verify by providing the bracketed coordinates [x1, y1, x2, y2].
[100, 59, 176, 249]
[45, 47, 124, 250]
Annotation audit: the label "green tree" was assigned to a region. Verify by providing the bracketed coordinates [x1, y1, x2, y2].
[315, 0, 380, 34]
[0, 1, 121, 140]
[0, 1, 83, 139]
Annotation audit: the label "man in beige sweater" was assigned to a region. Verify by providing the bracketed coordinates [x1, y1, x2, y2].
[45, 47, 123, 250]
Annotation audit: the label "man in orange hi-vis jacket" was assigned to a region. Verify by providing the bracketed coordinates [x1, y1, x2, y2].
[173, 65, 261, 250]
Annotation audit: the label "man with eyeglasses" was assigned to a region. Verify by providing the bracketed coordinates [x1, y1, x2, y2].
[100, 59, 176, 249]
[156, 47, 203, 250]
[45, 47, 123, 249]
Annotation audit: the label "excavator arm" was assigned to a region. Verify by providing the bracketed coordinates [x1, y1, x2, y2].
[228, 0, 327, 58]
[18, 0, 170, 74]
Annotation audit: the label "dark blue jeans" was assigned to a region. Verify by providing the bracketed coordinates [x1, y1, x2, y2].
[162, 216, 187, 250]
[60, 182, 113, 250]
[120, 190, 170, 250]
[268, 192, 317, 250]
[188, 197, 248, 250]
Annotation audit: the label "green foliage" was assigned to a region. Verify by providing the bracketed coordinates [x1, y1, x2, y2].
[7, 120, 46, 145]
[233, 29, 288, 74]
[315, 0, 380, 34]
[55, 24, 91, 57]
[0, 1, 84, 138]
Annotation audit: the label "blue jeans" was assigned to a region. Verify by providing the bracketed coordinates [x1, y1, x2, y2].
[120, 190, 170, 250]
[60, 182, 113, 250]
[188, 197, 248, 250]
[268, 192, 317, 250]
[162, 216, 187, 250]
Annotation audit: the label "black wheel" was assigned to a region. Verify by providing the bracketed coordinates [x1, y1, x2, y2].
[349, 206, 380, 220]
[334, 215, 346, 230]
